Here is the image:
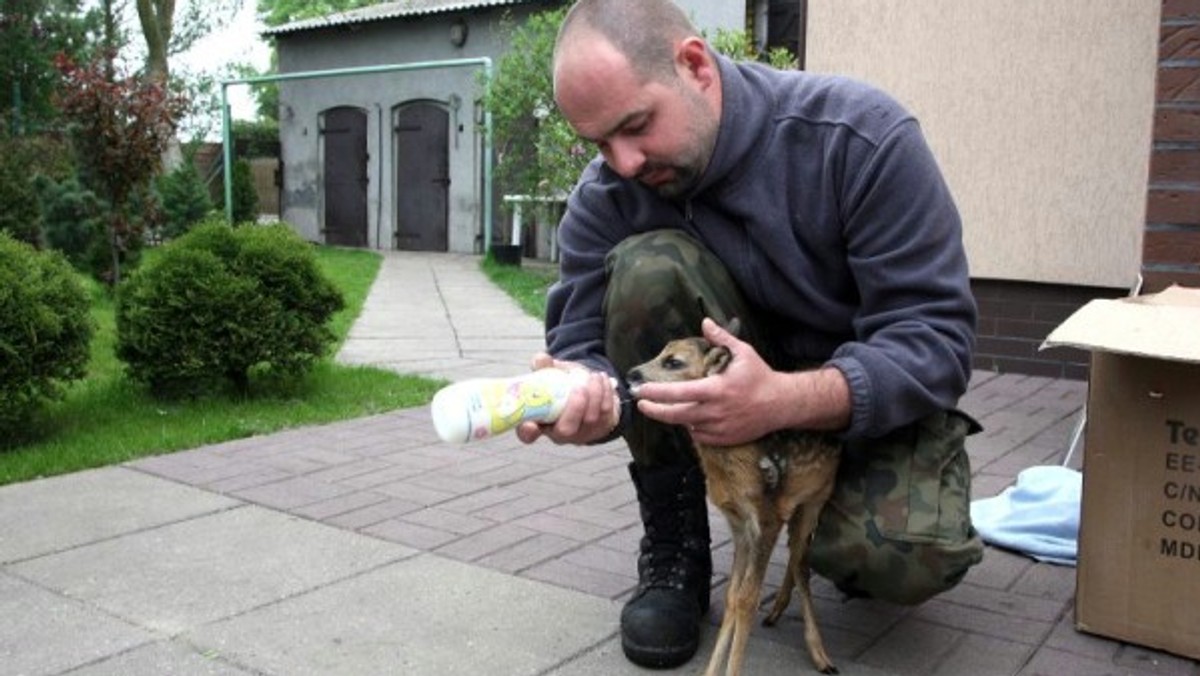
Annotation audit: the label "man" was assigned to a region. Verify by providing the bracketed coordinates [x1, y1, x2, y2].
[515, 0, 984, 669]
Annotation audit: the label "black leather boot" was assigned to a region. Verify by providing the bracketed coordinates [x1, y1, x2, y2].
[621, 461, 712, 669]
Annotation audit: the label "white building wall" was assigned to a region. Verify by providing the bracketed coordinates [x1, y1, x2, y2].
[806, 0, 1160, 288]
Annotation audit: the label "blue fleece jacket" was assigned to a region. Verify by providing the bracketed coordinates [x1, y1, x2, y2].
[545, 54, 976, 440]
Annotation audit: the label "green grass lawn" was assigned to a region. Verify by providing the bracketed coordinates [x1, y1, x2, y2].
[0, 247, 444, 486]
[480, 255, 559, 319]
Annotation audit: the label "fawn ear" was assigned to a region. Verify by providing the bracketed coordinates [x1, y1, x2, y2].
[703, 345, 732, 376]
[725, 317, 742, 337]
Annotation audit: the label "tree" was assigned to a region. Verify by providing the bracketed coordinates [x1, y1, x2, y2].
[257, 0, 377, 27]
[1, 0, 102, 134]
[131, 0, 239, 167]
[134, 0, 241, 85]
[0, 133, 74, 246]
[707, 28, 798, 70]
[134, 0, 173, 84]
[244, 0, 378, 121]
[485, 8, 588, 204]
[155, 153, 212, 238]
[231, 58, 279, 122]
[55, 52, 187, 285]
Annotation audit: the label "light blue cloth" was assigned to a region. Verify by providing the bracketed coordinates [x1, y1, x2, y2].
[970, 465, 1082, 566]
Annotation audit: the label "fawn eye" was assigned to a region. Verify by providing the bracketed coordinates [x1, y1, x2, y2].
[662, 356, 684, 370]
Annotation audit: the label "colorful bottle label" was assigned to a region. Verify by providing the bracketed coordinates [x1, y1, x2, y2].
[466, 371, 578, 440]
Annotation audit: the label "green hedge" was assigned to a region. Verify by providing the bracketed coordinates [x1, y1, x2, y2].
[0, 232, 93, 442]
[115, 221, 344, 397]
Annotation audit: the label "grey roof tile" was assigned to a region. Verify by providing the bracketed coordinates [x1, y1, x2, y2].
[264, 0, 538, 36]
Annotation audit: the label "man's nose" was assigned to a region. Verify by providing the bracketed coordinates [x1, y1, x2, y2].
[604, 138, 644, 178]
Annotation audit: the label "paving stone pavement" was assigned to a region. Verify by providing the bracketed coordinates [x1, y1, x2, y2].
[2, 251, 1197, 675]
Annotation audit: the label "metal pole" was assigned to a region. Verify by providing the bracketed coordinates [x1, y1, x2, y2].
[220, 57, 495, 246]
[220, 83, 234, 222]
[481, 59, 494, 252]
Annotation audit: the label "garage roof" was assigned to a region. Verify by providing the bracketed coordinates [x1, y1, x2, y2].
[264, 0, 540, 36]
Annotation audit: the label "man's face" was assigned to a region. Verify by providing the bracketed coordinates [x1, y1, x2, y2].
[553, 35, 719, 199]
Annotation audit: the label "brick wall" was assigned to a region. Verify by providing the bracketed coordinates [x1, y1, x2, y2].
[1144, 0, 1200, 291]
[971, 279, 1126, 380]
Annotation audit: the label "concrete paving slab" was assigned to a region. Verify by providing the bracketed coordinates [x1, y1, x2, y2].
[10, 505, 415, 635]
[335, 251, 545, 383]
[186, 553, 619, 676]
[0, 572, 156, 676]
[4, 252, 1194, 676]
[67, 639, 256, 675]
[550, 633, 906, 676]
[0, 467, 239, 564]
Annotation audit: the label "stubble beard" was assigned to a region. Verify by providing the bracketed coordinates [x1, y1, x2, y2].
[643, 86, 718, 200]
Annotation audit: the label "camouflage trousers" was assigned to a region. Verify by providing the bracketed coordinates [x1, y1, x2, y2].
[602, 230, 984, 605]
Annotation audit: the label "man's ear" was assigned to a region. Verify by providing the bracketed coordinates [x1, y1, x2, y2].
[675, 37, 717, 90]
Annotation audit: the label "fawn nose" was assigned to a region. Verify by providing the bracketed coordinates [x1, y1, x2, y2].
[626, 368, 645, 389]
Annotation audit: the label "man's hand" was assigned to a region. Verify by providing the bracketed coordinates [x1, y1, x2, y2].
[515, 353, 621, 446]
[633, 318, 852, 446]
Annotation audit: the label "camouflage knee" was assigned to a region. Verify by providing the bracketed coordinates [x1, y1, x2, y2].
[602, 230, 755, 468]
[809, 410, 984, 605]
[602, 229, 755, 374]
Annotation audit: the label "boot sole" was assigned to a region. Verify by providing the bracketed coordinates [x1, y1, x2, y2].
[621, 634, 699, 669]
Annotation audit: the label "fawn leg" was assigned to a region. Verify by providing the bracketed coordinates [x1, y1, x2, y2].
[791, 504, 837, 674]
[722, 518, 783, 676]
[704, 513, 753, 676]
[764, 514, 804, 626]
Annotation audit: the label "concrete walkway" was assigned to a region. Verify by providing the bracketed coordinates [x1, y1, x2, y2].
[1, 251, 1196, 675]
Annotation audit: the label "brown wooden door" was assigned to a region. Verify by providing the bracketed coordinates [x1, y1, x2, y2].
[394, 101, 449, 251]
[322, 106, 369, 247]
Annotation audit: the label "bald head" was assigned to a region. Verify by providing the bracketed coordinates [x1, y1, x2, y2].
[554, 0, 700, 84]
[551, 0, 722, 197]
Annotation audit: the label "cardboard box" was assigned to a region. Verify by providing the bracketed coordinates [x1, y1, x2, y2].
[1042, 285, 1200, 659]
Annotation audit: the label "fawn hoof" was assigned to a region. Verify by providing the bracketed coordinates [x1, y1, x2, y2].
[819, 664, 839, 674]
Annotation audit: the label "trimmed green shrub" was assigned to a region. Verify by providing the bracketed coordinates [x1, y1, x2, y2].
[155, 160, 212, 239]
[0, 232, 93, 442]
[115, 220, 344, 397]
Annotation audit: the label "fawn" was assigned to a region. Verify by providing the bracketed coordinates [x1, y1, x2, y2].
[626, 325, 842, 675]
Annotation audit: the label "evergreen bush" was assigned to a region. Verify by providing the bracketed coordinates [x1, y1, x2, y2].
[156, 160, 212, 239]
[115, 220, 343, 397]
[0, 135, 74, 247]
[0, 162, 42, 246]
[0, 232, 93, 442]
[34, 175, 106, 270]
[38, 177, 149, 286]
[229, 159, 259, 225]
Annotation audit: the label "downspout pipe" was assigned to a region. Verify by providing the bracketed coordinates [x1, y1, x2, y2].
[220, 57, 496, 250]
[375, 103, 384, 249]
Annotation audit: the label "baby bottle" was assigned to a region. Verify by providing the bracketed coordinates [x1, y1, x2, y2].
[430, 368, 594, 443]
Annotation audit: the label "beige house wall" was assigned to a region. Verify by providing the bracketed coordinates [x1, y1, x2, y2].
[805, 1, 1161, 288]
